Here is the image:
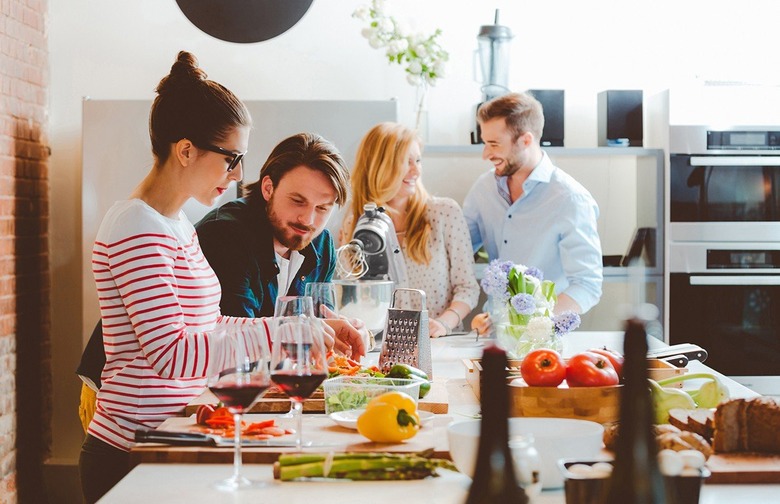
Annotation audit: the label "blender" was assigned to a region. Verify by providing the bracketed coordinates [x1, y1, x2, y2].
[471, 9, 514, 144]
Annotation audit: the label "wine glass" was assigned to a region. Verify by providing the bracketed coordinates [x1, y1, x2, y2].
[274, 296, 316, 419]
[270, 303, 329, 451]
[207, 324, 271, 490]
[304, 282, 338, 318]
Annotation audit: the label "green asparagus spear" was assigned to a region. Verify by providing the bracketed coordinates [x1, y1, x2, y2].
[273, 451, 456, 481]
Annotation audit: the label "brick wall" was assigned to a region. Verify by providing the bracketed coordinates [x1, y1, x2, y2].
[0, 1, 52, 503]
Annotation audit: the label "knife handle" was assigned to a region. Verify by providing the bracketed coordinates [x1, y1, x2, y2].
[134, 428, 216, 446]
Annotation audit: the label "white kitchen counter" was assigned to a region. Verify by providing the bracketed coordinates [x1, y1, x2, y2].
[99, 331, 772, 503]
[100, 463, 780, 504]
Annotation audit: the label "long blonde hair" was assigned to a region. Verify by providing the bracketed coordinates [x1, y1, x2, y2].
[345, 122, 432, 264]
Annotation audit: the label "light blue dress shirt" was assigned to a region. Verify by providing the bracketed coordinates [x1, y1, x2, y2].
[463, 152, 603, 313]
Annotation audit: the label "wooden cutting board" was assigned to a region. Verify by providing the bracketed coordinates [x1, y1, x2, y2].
[130, 413, 453, 466]
[183, 379, 449, 416]
[706, 453, 780, 483]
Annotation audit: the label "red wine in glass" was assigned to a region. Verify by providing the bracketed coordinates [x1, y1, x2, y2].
[209, 383, 270, 413]
[271, 371, 326, 401]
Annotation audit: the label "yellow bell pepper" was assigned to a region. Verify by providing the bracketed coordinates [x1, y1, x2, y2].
[357, 391, 421, 443]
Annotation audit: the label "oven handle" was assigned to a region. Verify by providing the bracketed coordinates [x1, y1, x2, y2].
[690, 156, 780, 166]
[690, 275, 780, 286]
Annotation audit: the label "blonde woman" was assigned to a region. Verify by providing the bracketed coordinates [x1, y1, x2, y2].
[341, 122, 480, 337]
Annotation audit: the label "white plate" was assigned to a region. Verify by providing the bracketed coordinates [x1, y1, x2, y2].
[330, 409, 435, 430]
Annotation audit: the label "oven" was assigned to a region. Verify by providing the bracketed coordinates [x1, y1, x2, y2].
[668, 125, 780, 395]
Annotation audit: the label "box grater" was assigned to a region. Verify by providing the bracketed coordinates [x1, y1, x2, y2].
[378, 288, 432, 379]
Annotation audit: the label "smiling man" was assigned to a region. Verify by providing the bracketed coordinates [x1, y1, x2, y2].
[463, 92, 603, 314]
[196, 132, 349, 318]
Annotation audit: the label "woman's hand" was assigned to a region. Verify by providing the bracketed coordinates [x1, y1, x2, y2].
[429, 319, 448, 338]
[470, 312, 492, 337]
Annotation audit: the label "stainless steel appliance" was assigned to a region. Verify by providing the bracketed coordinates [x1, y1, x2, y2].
[668, 125, 780, 395]
[470, 9, 513, 144]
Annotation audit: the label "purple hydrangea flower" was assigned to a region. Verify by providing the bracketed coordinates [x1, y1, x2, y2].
[553, 311, 581, 336]
[480, 260, 510, 299]
[525, 267, 544, 282]
[510, 293, 536, 315]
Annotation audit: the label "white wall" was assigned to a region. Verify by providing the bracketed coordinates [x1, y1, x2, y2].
[48, 0, 780, 461]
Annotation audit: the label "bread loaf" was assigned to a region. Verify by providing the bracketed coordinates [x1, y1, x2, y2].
[713, 397, 780, 453]
[668, 408, 714, 441]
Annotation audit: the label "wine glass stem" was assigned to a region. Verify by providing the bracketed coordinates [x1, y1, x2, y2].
[233, 412, 243, 481]
[293, 400, 304, 451]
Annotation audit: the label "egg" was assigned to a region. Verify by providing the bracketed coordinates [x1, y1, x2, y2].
[658, 449, 684, 476]
[678, 449, 706, 469]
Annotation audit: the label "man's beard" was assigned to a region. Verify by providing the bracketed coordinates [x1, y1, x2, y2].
[266, 194, 315, 251]
[496, 157, 521, 177]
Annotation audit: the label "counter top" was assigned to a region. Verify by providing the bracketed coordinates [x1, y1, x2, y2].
[110, 331, 769, 503]
[101, 463, 780, 504]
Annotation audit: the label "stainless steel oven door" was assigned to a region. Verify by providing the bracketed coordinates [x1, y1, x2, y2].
[670, 154, 780, 242]
[669, 272, 780, 395]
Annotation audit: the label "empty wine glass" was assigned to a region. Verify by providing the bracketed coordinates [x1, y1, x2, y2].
[270, 305, 328, 451]
[304, 282, 338, 318]
[207, 324, 271, 490]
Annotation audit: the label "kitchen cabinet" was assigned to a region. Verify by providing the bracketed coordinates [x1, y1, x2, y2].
[421, 146, 664, 332]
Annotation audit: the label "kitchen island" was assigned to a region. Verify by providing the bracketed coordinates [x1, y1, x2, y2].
[102, 332, 773, 503]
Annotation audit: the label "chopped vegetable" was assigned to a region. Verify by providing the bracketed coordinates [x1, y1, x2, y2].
[273, 450, 456, 480]
[357, 391, 420, 443]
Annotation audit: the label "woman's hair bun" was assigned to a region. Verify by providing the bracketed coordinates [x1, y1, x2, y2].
[156, 51, 207, 94]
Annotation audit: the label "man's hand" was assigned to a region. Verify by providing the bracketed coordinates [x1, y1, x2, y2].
[321, 305, 370, 358]
[323, 318, 366, 361]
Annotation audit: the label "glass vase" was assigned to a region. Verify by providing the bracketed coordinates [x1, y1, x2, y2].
[496, 323, 562, 359]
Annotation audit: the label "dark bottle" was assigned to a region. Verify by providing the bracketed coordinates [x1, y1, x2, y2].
[601, 318, 666, 504]
[465, 344, 529, 504]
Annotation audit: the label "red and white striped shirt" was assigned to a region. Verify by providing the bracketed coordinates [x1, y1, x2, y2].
[89, 200, 271, 451]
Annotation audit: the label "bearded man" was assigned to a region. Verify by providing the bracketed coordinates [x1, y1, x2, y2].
[196, 132, 349, 318]
[463, 92, 603, 315]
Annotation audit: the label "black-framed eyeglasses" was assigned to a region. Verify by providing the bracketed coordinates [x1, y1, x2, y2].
[199, 144, 246, 173]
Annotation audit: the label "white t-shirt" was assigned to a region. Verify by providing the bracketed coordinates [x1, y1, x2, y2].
[276, 250, 305, 296]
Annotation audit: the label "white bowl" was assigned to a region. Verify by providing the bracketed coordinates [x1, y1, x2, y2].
[447, 417, 604, 489]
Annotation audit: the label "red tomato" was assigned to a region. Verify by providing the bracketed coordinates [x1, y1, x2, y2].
[520, 349, 567, 387]
[588, 347, 625, 381]
[566, 351, 619, 387]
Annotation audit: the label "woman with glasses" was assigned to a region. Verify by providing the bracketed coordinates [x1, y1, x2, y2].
[78, 51, 363, 503]
[77, 50, 257, 503]
[341, 122, 481, 337]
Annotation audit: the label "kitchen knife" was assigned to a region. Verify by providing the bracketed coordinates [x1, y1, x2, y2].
[134, 428, 303, 447]
[647, 343, 708, 364]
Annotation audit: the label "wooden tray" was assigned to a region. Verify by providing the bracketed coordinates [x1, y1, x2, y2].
[463, 357, 684, 424]
[184, 379, 449, 416]
[706, 453, 780, 483]
[131, 413, 454, 466]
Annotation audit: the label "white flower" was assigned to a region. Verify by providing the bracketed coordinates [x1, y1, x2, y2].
[525, 317, 554, 343]
[353, 0, 448, 94]
[378, 17, 394, 33]
[352, 5, 370, 21]
[369, 35, 385, 49]
[387, 38, 408, 55]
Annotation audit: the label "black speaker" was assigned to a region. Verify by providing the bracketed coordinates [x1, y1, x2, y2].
[598, 90, 643, 146]
[529, 89, 564, 147]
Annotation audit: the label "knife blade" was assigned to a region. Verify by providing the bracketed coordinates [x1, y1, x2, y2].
[134, 428, 303, 447]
